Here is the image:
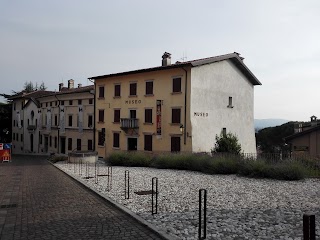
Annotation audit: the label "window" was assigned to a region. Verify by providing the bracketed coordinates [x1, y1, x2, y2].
[98, 110, 104, 122]
[114, 84, 121, 97]
[78, 99, 82, 105]
[46, 102, 48, 107]
[172, 108, 181, 124]
[114, 109, 120, 123]
[54, 115, 58, 126]
[130, 109, 136, 119]
[228, 97, 233, 108]
[77, 139, 81, 150]
[99, 86, 105, 98]
[113, 132, 120, 148]
[55, 101, 58, 106]
[144, 135, 152, 151]
[69, 100, 73, 105]
[60, 100, 64, 106]
[173, 77, 181, 93]
[98, 128, 105, 146]
[40, 135, 42, 144]
[21, 134, 23, 142]
[54, 137, 57, 148]
[88, 115, 93, 128]
[146, 81, 153, 95]
[89, 99, 93, 104]
[145, 109, 152, 123]
[68, 138, 72, 151]
[88, 140, 93, 151]
[130, 83, 137, 96]
[49, 136, 52, 147]
[171, 136, 181, 152]
[21, 120, 23, 127]
[68, 115, 73, 127]
[13, 133, 15, 141]
[50, 102, 52, 107]
[13, 103, 16, 110]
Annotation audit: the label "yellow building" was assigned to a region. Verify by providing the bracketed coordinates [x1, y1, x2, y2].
[90, 52, 261, 158]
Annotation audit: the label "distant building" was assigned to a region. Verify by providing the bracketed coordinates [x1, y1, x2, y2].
[285, 115, 320, 156]
[89, 52, 261, 158]
[9, 80, 94, 155]
[9, 90, 55, 154]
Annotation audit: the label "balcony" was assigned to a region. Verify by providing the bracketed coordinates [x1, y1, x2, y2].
[120, 118, 139, 129]
[27, 125, 37, 131]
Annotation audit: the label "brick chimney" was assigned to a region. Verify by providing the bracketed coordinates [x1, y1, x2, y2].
[59, 83, 64, 91]
[68, 79, 74, 89]
[162, 52, 171, 66]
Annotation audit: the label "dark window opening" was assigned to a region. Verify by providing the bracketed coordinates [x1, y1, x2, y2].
[172, 108, 181, 124]
[145, 109, 152, 123]
[173, 77, 181, 93]
[144, 135, 152, 151]
[130, 83, 137, 96]
[146, 81, 153, 95]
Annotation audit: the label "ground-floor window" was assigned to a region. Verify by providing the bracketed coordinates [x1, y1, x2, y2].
[98, 128, 105, 146]
[77, 139, 81, 150]
[144, 135, 152, 151]
[171, 136, 180, 152]
[113, 132, 120, 148]
[68, 138, 72, 151]
[88, 139, 93, 151]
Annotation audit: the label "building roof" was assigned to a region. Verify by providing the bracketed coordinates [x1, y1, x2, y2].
[45, 85, 94, 97]
[8, 90, 56, 100]
[89, 52, 262, 86]
[284, 125, 320, 141]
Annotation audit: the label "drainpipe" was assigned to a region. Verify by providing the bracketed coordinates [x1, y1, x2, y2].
[54, 94, 60, 154]
[182, 67, 188, 145]
[88, 78, 96, 151]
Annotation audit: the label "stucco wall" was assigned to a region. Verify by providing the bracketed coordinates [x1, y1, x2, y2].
[190, 60, 257, 153]
[95, 67, 193, 158]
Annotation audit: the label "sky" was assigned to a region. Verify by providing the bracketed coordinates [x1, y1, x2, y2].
[1, 0, 319, 121]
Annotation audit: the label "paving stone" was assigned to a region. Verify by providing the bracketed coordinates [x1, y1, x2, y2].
[0, 155, 166, 239]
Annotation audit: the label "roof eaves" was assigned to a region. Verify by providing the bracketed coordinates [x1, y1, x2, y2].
[284, 125, 320, 141]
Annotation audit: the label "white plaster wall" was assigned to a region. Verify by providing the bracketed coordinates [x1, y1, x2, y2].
[190, 60, 257, 153]
[23, 102, 40, 153]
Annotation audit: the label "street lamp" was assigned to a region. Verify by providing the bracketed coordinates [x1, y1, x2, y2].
[180, 124, 184, 134]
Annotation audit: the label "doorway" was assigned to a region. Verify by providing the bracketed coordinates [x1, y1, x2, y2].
[44, 136, 49, 153]
[30, 134, 34, 152]
[60, 137, 66, 154]
[127, 138, 137, 151]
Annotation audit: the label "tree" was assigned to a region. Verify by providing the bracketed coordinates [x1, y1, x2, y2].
[24, 81, 34, 92]
[255, 122, 295, 153]
[39, 81, 47, 90]
[212, 132, 242, 154]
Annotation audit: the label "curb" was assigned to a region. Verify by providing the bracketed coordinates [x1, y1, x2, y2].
[49, 161, 178, 240]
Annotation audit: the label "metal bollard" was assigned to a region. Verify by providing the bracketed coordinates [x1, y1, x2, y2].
[151, 177, 158, 215]
[106, 166, 112, 191]
[199, 189, 207, 240]
[303, 214, 315, 240]
[125, 170, 129, 199]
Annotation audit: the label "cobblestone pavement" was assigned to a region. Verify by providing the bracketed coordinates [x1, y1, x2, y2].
[0, 155, 165, 240]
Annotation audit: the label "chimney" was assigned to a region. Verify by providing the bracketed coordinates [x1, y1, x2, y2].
[311, 115, 317, 126]
[68, 79, 74, 89]
[162, 52, 171, 66]
[78, 83, 82, 88]
[59, 83, 64, 91]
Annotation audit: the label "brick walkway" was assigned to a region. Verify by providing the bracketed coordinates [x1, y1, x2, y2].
[0, 155, 166, 240]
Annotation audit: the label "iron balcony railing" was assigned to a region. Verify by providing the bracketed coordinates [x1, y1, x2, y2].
[27, 125, 37, 131]
[120, 118, 139, 129]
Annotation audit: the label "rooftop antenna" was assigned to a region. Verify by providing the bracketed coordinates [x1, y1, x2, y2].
[179, 51, 188, 62]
